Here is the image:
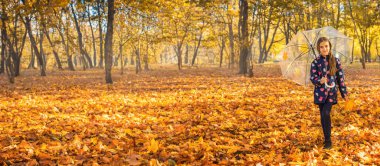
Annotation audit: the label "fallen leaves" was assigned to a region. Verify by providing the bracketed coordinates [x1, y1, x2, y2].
[0, 65, 379, 165]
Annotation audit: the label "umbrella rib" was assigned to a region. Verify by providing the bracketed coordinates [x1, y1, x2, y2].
[283, 44, 309, 50]
[328, 36, 352, 40]
[301, 31, 318, 58]
[284, 50, 311, 76]
[312, 29, 322, 47]
[332, 50, 352, 63]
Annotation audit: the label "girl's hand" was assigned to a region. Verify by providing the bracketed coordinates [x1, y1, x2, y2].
[320, 77, 327, 84]
[343, 95, 349, 101]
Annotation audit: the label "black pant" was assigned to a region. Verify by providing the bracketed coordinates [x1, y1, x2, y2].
[318, 101, 333, 143]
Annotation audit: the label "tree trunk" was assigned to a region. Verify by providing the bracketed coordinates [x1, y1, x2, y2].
[28, 42, 36, 69]
[0, 8, 6, 74]
[135, 48, 141, 73]
[105, 0, 115, 84]
[176, 44, 183, 70]
[228, 18, 234, 68]
[191, 33, 202, 66]
[220, 37, 225, 68]
[5, 49, 15, 83]
[24, 16, 46, 76]
[11, 15, 22, 76]
[13, 30, 26, 76]
[184, 44, 189, 64]
[97, 0, 104, 68]
[70, 3, 92, 69]
[4, 28, 20, 79]
[44, 27, 63, 70]
[144, 42, 149, 71]
[87, 5, 97, 67]
[131, 51, 135, 65]
[238, 0, 249, 74]
[120, 42, 124, 74]
[1, 11, 16, 82]
[57, 26, 75, 71]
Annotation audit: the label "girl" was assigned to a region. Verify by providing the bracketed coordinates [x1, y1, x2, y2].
[310, 37, 348, 149]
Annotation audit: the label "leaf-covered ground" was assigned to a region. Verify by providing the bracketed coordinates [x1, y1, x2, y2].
[1, 64, 379, 165]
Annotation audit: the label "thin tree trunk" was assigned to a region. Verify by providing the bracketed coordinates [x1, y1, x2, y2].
[40, 26, 47, 71]
[144, 41, 149, 71]
[176, 44, 182, 70]
[104, 0, 115, 83]
[135, 48, 141, 73]
[1, 9, 15, 82]
[131, 51, 135, 65]
[44, 26, 62, 70]
[228, 18, 234, 68]
[28, 42, 35, 69]
[11, 14, 21, 76]
[5, 49, 15, 83]
[4, 27, 19, 79]
[220, 37, 225, 68]
[184, 44, 189, 64]
[97, 0, 104, 68]
[57, 26, 75, 70]
[24, 16, 46, 76]
[120, 42, 124, 74]
[0, 5, 6, 74]
[87, 5, 97, 67]
[191, 33, 202, 66]
[13, 30, 26, 76]
[70, 3, 92, 69]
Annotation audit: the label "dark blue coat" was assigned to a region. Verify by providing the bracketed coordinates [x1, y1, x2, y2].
[310, 55, 347, 105]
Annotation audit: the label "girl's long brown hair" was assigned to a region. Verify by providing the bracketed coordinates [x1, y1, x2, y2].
[317, 37, 337, 75]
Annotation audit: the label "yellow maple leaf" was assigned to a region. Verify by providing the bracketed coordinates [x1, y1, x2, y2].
[148, 138, 159, 153]
[344, 100, 355, 111]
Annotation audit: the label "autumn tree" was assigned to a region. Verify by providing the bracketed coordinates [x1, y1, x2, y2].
[346, 0, 379, 69]
[104, 0, 115, 84]
[238, 0, 249, 74]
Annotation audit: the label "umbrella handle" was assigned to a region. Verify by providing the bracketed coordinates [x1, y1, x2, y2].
[325, 82, 335, 88]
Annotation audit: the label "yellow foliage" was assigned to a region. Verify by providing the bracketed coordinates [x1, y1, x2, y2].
[344, 100, 355, 111]
[147, 139, 159, 153]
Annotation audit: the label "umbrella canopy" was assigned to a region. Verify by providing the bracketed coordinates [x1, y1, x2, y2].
[278, 26, 353, 86]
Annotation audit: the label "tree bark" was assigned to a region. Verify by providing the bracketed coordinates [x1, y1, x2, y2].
[28, 42, 36, 69]
[97, 0, 104, 68]
[0, 5, 6, 74]
[120, 42, 124, 74]
[12, 29, 26, 76]
[24, 16, 46, 76]
[228, 18, 234, 68]
[238, 0, 249, 74]
[87, 5, 97, 67]
[184, 44, 189, 64]
[220, 37, 225, 68]
[104, 0, 115, 84]
[43, 26, 62, 70]
[135, 48, 141, 73]
[176, 44, 183, 70]
[5, 49, 15, 83]
[144, 41, 149, 71]
[70, 3, 92, 69]
[191, 33, 202, 66]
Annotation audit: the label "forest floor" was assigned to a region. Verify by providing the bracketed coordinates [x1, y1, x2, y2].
[0, 63, 379, 165]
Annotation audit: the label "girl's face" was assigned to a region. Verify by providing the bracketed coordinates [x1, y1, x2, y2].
[319, 41, 330, 57]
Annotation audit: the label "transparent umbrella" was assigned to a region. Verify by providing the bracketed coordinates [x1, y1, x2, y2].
[278, 26, 353, 86]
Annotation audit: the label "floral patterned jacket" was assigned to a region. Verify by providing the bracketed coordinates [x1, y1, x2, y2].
[310, 55, 347, 105]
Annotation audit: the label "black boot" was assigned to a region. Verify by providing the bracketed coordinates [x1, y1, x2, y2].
[323, 141, 332, 149]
